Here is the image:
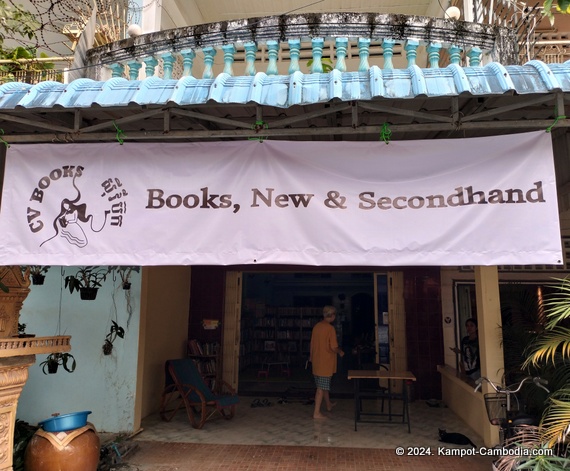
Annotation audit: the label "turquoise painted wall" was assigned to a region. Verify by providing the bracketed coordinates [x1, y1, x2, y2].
[16, 266, 141, 433]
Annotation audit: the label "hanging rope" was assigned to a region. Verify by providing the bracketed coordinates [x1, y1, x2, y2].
[0, 129, 10, 148]
[113, 121, 126, 144]
[57, 267, 64, 336]
[248, 120, 269, 142]
[546, 115, 567, 133]
[380, 123, 392, 144]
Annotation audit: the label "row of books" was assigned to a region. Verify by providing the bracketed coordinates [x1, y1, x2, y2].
[187, 339, 220, 356]
[192, 358, 217, 376]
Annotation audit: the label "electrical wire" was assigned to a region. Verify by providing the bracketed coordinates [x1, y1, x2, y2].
[3, 0, 328, 76]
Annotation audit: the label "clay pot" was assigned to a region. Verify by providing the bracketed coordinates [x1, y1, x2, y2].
[24, 427, 100, 471]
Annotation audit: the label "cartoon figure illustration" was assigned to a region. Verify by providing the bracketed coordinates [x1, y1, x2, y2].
[41, 176, 109, 248]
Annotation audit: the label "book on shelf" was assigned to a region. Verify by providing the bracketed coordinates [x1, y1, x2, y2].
[187, 339, 202, 355]
[187, 339, 220, 356]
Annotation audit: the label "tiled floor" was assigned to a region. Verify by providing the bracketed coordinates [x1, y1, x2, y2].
[119, 397, 496, 470]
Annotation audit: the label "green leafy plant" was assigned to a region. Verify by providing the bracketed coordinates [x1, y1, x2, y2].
[13, 419, 37, 471]
[102, 320, 125, 355]
[27, 265, 50, 276]
[65, 266, 108, 299]
[65, 266, 108, 292]
[494, 277, 570, 470]
[110, 266, 140, 289]
[543, 0, 570, 23]
[39, 352, 76, 374]
[17, 323, 26, 335]
[26, 265, 50, 285]
[307, 57, 334, 73]
[0, 1, 39, 48]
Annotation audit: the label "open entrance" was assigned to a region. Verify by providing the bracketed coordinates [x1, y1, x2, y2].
[237, 271, 389, 398]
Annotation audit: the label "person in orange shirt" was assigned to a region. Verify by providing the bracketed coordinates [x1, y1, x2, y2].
[310, 305, 345, 419]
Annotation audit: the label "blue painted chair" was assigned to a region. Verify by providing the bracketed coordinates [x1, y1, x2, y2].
[159, 358, 239, 429]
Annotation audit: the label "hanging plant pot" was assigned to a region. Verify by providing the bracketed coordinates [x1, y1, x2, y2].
[31, 274, 45, 285]
[122, 282, 131, 290]
[79, 287, 99, 300]
[102, 341, 113, 356]
[47, 361, 58, 374]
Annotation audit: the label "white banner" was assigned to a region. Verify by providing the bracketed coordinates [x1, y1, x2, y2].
[0, 132, 562, 266]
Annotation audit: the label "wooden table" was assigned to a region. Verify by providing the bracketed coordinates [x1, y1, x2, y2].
[348, 369, 417, 433]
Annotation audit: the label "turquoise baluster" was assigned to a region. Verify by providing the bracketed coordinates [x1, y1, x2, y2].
[244, 42, 258, 76]
[449, 45, 462, 65]
[109, 63, 125, 78]
[222, 44, 236, 76]
[126, 60, 142, 80]
[404, 39, 419, 67]
[143, 56, 158, 77]
[202, 47, 217, 79]
[288, 39, 300, 74]
[266, 40, 279, 75]
[161, 52, 175, 79]
[180, 49, 196, 77]
[382, 39, 396, 69]
[335, 38, 348, 72]
[467, 47, 482, 67]
[311, 38, 324, 73]
[358, 38, 370, 72]
[427, 43, 442, 68]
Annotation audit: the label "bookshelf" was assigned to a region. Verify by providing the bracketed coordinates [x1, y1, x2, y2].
[187, 339, 221, 388]
[240, 306, 322, 369]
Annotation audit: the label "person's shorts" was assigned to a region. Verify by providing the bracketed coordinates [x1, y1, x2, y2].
[314, 375, 331, 391]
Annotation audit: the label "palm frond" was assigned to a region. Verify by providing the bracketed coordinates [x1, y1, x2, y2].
[524, 327, 570, 368]
[496, 425, 570, 471]
[543, 277, 570, 328]
[541, 396, 570, 447]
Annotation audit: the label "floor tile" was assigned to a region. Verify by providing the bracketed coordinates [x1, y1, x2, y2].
[119, 397, 495, 470]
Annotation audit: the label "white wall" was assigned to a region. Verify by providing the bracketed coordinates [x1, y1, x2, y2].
[17, 266, 141, 434]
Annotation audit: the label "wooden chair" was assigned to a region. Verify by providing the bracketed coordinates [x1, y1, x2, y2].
[159, 358, 239, 429]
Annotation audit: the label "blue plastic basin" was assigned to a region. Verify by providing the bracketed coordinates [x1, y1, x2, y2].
[38, 411, 92, 432]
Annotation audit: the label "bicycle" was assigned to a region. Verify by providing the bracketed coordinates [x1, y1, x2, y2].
[474, 376, 549, 446]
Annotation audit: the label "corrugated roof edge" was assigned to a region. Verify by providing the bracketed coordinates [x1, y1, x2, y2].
[0, 61, 568, 111]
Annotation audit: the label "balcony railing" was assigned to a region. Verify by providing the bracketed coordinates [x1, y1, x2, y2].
[86, 12, 517, 82]
[1, 10, 567, 86]
[0, 335, 71, 358]
[0, 69, 64, 84]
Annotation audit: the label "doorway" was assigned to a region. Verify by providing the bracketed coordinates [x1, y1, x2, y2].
[237, 271, 384, 397]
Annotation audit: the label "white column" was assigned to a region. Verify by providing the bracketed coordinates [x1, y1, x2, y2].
[141, 0, 162, 33]
[463, 0, 475, 21]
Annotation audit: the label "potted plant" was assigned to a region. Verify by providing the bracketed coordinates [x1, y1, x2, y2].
[64, 266, 108, 300]
[27, 265, 50, 285]
[15, 323, 34, 338]
[102, 320, 125, 355]
[39, 353, 76, 375]
[112, 266, 140, 290]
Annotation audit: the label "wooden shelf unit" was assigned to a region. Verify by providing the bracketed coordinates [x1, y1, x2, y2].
[187, 339, 221, 389]
[240, 306, 322, 368]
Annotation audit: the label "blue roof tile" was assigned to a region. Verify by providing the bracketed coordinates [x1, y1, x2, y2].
[18, 81, 65, 108]
[0, 82, 32, 109]
[0, 61, 568, 111]
[548, 62, 570, 90]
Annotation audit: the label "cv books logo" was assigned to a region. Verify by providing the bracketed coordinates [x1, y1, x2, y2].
[26, 165, 129, 248]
